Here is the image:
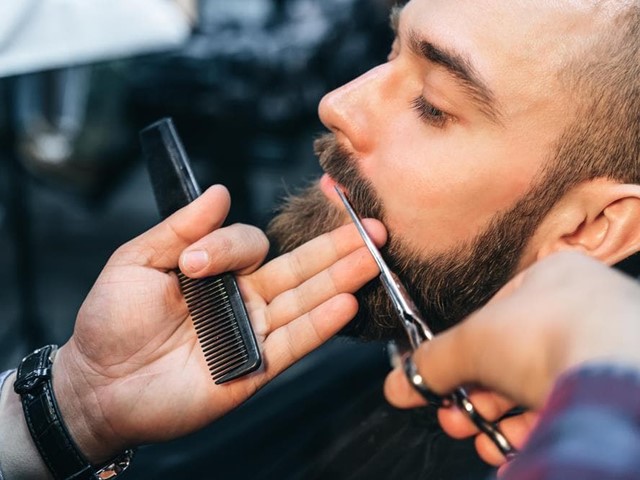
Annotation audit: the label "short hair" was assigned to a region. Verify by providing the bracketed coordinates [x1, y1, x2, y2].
[552, 3, 640, 188]
[487, 5, 640, 274]
[535, 4, 640, 271]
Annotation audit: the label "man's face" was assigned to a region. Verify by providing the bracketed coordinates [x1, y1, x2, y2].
[269, 0, 603, 340]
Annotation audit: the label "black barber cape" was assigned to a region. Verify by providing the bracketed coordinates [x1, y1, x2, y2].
[131, 340, 494, 480]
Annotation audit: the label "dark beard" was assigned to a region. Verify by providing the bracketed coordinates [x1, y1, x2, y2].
[267, 133, 550, 343]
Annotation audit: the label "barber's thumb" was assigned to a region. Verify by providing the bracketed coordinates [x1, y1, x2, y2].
[412, 323, 483, 395]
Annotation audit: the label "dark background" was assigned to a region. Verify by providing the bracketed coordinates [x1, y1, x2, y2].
[0, 1, 428, 478]
[0, 0, 392, 371]
[9, 2, 633, 478]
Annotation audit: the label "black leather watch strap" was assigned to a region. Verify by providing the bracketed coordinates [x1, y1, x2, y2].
[14, 345, 133, 480]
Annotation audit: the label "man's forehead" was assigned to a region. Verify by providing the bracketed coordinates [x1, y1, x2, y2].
[399, 0, 608, 63]
[399, 0, 615, 116]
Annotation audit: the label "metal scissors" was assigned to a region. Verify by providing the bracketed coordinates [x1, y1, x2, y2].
[335, 186, 516, 459]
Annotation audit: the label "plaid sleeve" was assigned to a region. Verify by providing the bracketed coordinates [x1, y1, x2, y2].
[501, 364, 640, 480]
[0, 370, 16, 480]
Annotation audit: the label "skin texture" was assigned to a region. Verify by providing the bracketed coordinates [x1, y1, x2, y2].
[314, 0, 640, 274]
[270, 0, 640, 338]
[317, 0, 580, 256]
[12, 0, 638, 474]
[269, 0, 640, 468]
[48, 185, 387, 463]
[384, 252, 640, 466]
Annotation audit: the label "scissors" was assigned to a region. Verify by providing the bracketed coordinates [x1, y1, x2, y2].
[335, 186, 517, 459]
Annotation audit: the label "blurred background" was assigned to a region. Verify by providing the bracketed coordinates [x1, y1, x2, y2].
[0, 0, 422, 478]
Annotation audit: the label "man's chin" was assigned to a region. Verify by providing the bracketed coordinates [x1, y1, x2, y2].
[267, 182, 408, 344]
[336, 281, 410, 345]
[268, 132, 550, 346]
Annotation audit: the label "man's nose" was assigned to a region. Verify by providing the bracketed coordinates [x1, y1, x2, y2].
[318, 64, 391, 154]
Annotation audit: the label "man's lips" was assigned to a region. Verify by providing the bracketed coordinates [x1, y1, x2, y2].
[319, 173, 348, 208]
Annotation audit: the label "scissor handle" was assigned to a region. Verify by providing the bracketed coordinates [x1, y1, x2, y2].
[451, 389, 517, 458]
[402, 356, 517, 459]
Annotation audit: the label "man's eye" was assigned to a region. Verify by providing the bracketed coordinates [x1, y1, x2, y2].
[411, 96, 451, 128]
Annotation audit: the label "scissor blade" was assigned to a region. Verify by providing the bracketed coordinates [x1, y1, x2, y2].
[335, 186, 434, 343]
[335, 187, 514, 455]
[334, 186, 393, 276]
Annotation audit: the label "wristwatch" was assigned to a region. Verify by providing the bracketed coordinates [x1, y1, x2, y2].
[13, 345, 135, 480]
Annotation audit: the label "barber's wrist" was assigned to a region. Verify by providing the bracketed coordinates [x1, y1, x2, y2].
[52, 342, 125, 465]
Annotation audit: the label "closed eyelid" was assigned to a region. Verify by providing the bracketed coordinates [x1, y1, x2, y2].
[388, 3, 504, 127]
[411, 96, 452, 128]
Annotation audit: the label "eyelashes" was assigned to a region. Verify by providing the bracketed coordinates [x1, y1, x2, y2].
[411, 96, 451, 128]
[387, 36, 452, 129]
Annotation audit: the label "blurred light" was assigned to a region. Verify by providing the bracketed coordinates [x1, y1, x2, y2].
[0, 0, 191, 78]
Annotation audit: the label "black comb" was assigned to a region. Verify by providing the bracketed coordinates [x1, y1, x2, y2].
[140, 117, 261, 384]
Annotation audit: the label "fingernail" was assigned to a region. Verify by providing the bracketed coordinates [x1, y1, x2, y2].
[181, 250, 209, 273]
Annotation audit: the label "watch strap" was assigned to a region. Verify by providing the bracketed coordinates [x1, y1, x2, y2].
[14, 345, 133, 480]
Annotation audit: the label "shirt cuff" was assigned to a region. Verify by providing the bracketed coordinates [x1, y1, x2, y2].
[0, 369, 52, 479]
[545, 363, 640, 416]
[503, 363, 640, 480]
[0, 370, 15, 480]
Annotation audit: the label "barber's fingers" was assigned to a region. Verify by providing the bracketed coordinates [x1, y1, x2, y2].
[474, 411, 538, 466]
[384, 362, 520, 437]
[262, 245, 380, 332]
[383, 326, 503, 409]
[384, 366, 535, 467]
[415, 253, 640, 408]
[436, 390, 534, 466]
[259, 293, 360, 383]
[112, 185, 231, 269]
[412, 311, 512, 395]
[384, 366, 428, 408]
[251, 220, 387, 303]
[410, 296, 553, 410]
[179, 223, 269, 277]
[436, 390, 516, 438]
[247, 221, 384, 380]
[385, 367, 523, 447]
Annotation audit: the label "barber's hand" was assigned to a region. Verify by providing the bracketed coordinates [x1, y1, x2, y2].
[437, 390, 538, 466]
[52, 185, 386, 463]
[384, 252, 640, 465]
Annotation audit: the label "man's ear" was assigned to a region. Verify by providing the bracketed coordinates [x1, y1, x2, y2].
[534, 180, 640, 266]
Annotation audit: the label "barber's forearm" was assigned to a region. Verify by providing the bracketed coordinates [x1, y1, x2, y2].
[0, 371, 52, 480]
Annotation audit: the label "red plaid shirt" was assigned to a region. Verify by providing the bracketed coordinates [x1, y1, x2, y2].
[501, 365, 640, 480]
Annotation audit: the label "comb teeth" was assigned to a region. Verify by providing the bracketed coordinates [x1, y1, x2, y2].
[177, 272, 261, 384]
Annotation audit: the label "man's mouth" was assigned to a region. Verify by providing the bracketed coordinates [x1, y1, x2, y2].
[319, 173, 349, 209]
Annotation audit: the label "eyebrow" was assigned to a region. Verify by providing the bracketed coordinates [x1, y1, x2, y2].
[389, 7, 503, 126]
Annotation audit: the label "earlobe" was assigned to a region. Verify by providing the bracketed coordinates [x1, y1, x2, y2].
[536, 183, 640, 266]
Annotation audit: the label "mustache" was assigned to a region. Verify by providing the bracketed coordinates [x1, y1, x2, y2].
[269, 131, 549, 341]
[312, 134, 410, 340]
[313, 133, 384, 221]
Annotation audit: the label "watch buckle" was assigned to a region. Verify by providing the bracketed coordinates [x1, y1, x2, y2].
[13, 367, 52, 394]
